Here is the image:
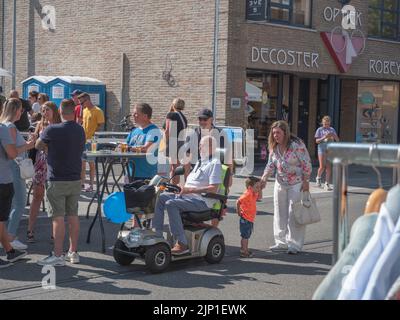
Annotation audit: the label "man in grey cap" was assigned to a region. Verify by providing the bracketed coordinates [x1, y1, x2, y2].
[183, 108, 233, 227]
[71, 90, 84, 124]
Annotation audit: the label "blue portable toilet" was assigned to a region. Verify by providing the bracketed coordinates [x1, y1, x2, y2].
[47, 76, 106, 112]
[21, 76, 55, 99]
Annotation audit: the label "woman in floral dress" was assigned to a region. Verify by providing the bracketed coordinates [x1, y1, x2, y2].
[27, 101, 61, 242]
[261, 120, 312, 254]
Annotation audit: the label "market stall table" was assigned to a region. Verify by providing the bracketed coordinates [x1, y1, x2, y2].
[83, 150, 151, 253]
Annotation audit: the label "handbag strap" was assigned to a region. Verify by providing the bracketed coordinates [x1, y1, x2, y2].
[301, 191, 312, 208]
[176, 111, 187, 129]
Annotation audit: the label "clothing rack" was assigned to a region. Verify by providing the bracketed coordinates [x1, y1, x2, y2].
[327, 142, 400, 265]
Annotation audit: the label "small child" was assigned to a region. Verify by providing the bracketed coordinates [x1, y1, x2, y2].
[236, 176, 261, 258]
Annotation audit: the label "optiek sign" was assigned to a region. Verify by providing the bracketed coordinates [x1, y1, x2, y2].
[322, 1, 362, 29]
[320, 1, 366, 73]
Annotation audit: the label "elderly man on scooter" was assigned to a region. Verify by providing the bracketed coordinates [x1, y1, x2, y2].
[153, 135, 222, 255]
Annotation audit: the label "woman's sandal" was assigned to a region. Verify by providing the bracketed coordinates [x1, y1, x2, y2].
[27, 230, 35, 243]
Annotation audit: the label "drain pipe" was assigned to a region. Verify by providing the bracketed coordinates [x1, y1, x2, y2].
[211, 0, 220, 121]
[11, 0, 16, 89]
[1, 0, 5, 90]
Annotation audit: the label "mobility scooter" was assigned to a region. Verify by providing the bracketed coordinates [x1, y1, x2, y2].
[112, 166, 230, 273]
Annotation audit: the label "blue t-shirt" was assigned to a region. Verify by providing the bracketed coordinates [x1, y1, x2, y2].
[126, 123, 161, 178]
[0, 124, 14, 184]
[40, 121, 85, 181]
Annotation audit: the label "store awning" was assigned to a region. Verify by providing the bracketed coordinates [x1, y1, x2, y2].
[0, 68, 13, 77]
[245, 81, 262, 102]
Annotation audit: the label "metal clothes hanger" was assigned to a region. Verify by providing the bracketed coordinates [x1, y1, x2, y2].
[370, 143, 383, 189]
[364, 144, 387, 215]
[397, 145, 400, 185]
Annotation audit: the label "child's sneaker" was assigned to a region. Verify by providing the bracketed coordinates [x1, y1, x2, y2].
[316, 176, 322, 187]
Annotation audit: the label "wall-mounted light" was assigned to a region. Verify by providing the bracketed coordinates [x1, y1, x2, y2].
[162, 55, 177, 87]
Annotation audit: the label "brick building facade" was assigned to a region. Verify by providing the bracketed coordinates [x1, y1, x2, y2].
[1, 1, 400, 161]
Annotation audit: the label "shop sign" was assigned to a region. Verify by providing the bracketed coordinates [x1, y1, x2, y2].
[230, 98, 241, 109]
[369, 59, 400, 76]
[321, 4, 365, 73]
[246, 0, 265, 21]
[323, 6, 362, 28]
[251, 47, 319, 69]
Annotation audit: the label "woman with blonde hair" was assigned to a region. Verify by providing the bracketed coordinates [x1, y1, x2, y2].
[0, 98, 36, 250]
[314, 116, 339, 190]
[27, 101, 61, 243]
[261, 120, 312, 254]
[163, 98, 188, 184]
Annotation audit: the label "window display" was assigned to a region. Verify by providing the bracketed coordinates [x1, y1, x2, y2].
[356, 81, 399, 144]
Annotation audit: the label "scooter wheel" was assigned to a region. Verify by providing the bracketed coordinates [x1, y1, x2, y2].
[205, 236, 225, 264]
[145, 243, 171, 273]
[113, 239, 135, 266]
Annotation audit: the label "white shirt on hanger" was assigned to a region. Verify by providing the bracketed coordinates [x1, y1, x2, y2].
[338, 203, 396, 300]
[362, 197, 400, 299]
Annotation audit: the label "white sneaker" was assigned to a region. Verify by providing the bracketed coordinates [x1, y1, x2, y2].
[325, 182, 333, 191]
[287, 247, 299, 255]
[269, 243, 288, 252]
[65, 251, 80, 264]
[0, 239, 28, 250]
[10, 239, 28, 250]
[37, 252, 66, 267]
[316, 177, 322, 187]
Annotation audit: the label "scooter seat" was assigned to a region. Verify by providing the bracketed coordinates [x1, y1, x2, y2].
[181, 210, 217, 223]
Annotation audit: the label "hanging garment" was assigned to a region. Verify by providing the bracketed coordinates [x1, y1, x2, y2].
[312, 213, 378, 300]
[386, 276, 400, 300]
[338, 203, 396, 300]
[362, 199, 400, 299]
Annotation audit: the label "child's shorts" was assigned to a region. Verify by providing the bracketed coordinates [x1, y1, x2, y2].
[240, 217, 253, 239]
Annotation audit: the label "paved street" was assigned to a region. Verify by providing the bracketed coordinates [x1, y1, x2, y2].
[0, 165, 394, 300]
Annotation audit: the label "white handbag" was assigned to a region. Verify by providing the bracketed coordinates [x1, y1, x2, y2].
[15, 158, 35, 179]
[293, 191, 321, 225]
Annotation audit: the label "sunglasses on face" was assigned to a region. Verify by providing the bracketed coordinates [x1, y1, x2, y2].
[198, 118, 209, 122]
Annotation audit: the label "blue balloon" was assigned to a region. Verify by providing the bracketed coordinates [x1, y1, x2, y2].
[103, 192, 131, 224]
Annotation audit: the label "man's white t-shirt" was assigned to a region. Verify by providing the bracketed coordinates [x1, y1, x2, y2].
[184, 157, 222, 208]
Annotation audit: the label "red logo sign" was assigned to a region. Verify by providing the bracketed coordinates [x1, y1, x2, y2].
[321, 31, 365, 73]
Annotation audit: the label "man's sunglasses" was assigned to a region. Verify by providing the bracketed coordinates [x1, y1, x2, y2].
[198, 118, 210, 122]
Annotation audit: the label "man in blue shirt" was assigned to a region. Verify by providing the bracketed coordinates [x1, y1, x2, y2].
[35, 99, 85, 267]
[126, 103, 161, 180]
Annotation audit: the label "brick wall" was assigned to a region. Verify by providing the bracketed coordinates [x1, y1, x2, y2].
[226, 0, 400, 129]
[1, 0, 399, 131]
[1, 0, 229, 129]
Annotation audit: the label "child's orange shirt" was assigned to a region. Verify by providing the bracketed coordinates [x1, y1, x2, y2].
[238, 188, 259, 223]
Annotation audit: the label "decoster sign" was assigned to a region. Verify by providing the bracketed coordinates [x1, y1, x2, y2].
[251, 47, 319, 69]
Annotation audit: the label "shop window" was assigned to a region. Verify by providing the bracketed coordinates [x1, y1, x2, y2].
[246, 0, 312, 27]
[356, 81, 399, 144]
[368, 0, 400, 41]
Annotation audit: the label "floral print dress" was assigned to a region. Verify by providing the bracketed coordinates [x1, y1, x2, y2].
[264, 138, 312, 186]
[32, 150, 47, 186]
